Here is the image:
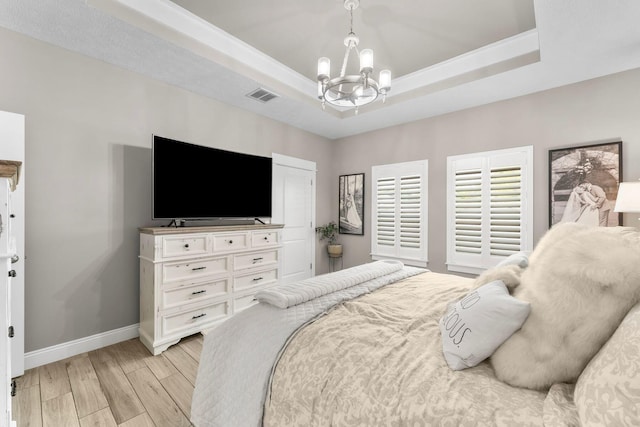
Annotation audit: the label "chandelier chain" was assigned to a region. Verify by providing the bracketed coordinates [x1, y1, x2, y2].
[349, 5, 354, 35]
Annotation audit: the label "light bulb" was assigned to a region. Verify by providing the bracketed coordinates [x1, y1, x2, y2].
[379, 69, 391, 91]
[359, 49, 373, 74]
[317, 57, 330, 81]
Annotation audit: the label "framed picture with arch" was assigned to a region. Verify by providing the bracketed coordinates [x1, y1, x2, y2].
[549, 141, 622, 228]
[339, 173, 364, 235]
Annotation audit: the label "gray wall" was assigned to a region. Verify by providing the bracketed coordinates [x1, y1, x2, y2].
[333, 68, 640, 272]
[0, 28, 335, 352]
[2, 25, 640, 353]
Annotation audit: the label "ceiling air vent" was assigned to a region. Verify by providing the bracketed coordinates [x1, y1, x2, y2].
[246, 88, 279, 103]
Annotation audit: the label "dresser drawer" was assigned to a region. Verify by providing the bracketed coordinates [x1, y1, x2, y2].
[234, 293, 258, 313]
[212, 232, 248, 253]
[162, 278, 230, 310]
[234, 249, 278, 271]
[162, 301, 229, 336]
[162, 234, 209, 258]
[252, 230, 279, 248]
[162, 257, 229, 285]
[234, 268, 278, 292]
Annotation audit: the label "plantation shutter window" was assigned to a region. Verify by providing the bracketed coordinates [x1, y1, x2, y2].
[447, 146, 533, 275]
[371, 160, 428, 267]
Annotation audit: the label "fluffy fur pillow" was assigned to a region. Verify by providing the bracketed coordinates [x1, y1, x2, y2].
[475, 222, 640, 390]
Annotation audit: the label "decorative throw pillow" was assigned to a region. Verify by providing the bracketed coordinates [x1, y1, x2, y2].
[574, 303, 640, 426]
[439, 280, 531, 371]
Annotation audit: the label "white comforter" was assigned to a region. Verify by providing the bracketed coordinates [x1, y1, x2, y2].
[190, 262, 426, 427]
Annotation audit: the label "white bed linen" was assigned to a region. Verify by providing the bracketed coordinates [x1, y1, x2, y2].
[190, 263, 426, 427]
[255, 259, 404, 308]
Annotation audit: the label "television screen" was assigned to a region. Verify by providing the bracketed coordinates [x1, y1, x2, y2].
[152, 135, 272, 220]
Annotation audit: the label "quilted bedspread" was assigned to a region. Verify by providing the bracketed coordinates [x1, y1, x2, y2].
[263, 271, 580, 427]
[190, 263, 426, 427]
[255, 259, 404, 308]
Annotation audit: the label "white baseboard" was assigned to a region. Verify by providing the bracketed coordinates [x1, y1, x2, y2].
[24, 324, 139, 370]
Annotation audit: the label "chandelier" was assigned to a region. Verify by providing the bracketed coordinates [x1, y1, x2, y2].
[317, 0, 391, 113]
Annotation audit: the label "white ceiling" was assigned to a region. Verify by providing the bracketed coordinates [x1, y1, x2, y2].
[2, 0, 640, 140]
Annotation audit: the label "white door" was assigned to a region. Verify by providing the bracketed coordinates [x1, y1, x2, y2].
[272, 154, 316, 284]
[0, 111, 24, 378]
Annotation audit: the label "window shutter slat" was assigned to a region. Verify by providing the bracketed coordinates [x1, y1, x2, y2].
[376, 176, 396, 247]
[454, 169, 482, 254]
[490, 166, 522, 255]
[400, 175, 422, 248]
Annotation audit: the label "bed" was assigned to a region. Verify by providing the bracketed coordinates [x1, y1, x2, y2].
[190, 226, 640, 427]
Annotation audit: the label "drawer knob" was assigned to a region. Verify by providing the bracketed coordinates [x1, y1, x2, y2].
[192, 266, 207, 271]
[192, 313, 207, 320]
[264, 237, 268, 240]
[192, 290, 207, 295]
[184, 243, 189, 249]
[228, 240, 233, 245]
[252, 277, 263, 282]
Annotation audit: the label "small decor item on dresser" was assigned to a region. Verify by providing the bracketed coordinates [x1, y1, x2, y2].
[315, 221, 342, 257]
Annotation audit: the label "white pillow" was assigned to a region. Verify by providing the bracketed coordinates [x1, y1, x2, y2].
[439, 280, 531, 371]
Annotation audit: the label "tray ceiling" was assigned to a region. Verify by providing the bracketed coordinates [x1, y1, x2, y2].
[2, 0, 640, 139]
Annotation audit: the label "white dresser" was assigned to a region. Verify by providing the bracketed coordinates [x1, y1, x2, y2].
[138, 224, 283, 355]
[0, 160, 20, 427]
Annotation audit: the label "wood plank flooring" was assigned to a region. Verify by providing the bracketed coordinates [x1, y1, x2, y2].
[11, 334, 203, 427]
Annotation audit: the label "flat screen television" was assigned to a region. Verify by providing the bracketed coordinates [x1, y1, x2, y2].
[152, 135, 272, 221]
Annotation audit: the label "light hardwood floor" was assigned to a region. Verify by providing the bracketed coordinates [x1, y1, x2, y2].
[11, 334, 203, 427]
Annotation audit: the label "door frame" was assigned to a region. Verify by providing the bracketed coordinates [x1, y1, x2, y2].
[0, 111, 24, 377]
[272, 153, 317, 278]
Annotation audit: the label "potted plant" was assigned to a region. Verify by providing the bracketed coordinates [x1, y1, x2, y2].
[315, 221, 343, 257]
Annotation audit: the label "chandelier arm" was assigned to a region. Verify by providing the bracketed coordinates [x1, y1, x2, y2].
[334, 92, 354, 102]
[339, 43, 351, 78]
[337, 42, 353, 94]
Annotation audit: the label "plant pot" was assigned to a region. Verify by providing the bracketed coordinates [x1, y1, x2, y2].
[327, 244, 343, 257]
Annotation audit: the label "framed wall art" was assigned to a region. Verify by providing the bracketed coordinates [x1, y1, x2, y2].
[548, 141, 622, 228]
[339, 173, 364, 235]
